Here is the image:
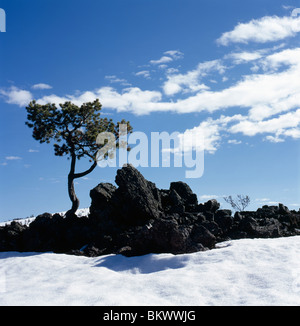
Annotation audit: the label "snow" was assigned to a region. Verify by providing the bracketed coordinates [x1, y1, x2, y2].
[1, 236, 300, 306]
[0, 208, 90, 227]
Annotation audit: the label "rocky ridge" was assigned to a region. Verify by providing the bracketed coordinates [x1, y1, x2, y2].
[1, 164, 299, 257]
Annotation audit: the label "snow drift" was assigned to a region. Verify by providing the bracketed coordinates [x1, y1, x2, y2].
[0, 236, 300, 306]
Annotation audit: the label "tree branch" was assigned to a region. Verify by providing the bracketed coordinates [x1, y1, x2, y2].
[73, 161, 97, 179]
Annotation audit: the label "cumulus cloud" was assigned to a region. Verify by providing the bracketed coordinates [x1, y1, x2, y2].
[2, 13, 300, 153]
[230, 109, 300, 137]
[163, 60, 225, 96]
[0, 86, 33, 107]
[32, 46, 300, 144]
[291, 8, 300, 17]
[217, 15, 300, 45]
[226, 51, 263, 64]
[37, 87, 163, 116]
[3, 42, 289, 151]
[170, 115, 244, 154]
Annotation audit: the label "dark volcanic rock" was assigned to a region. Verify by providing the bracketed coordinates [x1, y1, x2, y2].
[170, 181, 198, 206]
[191, 224, 216, 248]
[1, 165, 300, 257]
[112, 164, 161, 225]
[90, 183, 116, 213]
[278, 203, 290, 215]
[89, 183, 116, 220]
[214, 210, 233, 233]
[204, 199, 220, 213]
[0, 221, 27, 251]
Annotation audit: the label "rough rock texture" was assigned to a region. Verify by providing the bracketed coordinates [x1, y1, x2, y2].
[112, 164, 162, 224]
[1, 164, 299, 257]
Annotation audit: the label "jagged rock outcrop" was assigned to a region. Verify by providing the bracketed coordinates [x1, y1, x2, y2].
[0, 164, 299, 257]
[112, 164, 162, 224]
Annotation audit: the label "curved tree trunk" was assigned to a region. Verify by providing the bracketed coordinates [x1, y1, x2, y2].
[66, 174, 80, 217]
[66, 152, 79, 217]
[65, 150, 98, 217]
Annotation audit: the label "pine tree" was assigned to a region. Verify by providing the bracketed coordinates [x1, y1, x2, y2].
[25, 99, 132, 216]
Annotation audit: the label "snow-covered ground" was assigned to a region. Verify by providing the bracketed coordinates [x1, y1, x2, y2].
[0, 236, 300, 306]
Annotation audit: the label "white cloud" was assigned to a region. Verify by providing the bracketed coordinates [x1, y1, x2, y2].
[179, 119, 221, 154]
[5, 156, 22, 160]
[32, 47, 300, 138]
[13, 44, 295, 150]
[282, 5, 294, 11]
[226, 51, 263, 64]
[135, 70, 151, 79]
[228, 139, 242, 145]
[291, 8, 300, 17]
[170, 115, 243, 154]
[96, 87, 162, 115]
[166, 67, 179, 74]
[164, 50, 184, 60]
[261, 47, 300, 71]
[104, 75, 131, 86]
[217, 15, 300, 45]
[160, 47, 300, 118]
[255, 198, 280, 206]
[230, 109, 300, 137]
[264, 135, 285, 143]
[158, 64, 168, 69]
[255, 198, 279, 205]
[2, 25, 299, 153]
[282, 128, 300, 138]
[37, 94, 69, 105]
[0, 86, 33, 107]
[28, 149, 39, 153]
[149, 50, 183, 66]
[163, 59, 224, 96]
[32, 83, 52, 90]
[37, 87, 163, 116]
[199, 194, 221, 201]
[150, 56, 173, 65]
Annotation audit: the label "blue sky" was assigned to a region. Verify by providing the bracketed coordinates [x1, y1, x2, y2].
[0, 0, 300, 221]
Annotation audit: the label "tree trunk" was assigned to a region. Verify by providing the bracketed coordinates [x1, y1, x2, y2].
[66, 173, 80, 217]
[66, 152, 79, 217]
[65, 150, 98, 217]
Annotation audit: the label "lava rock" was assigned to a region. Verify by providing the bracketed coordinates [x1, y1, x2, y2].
[202, 199, 220, 213]
[90, 183, 116, 216]
[170, 181, 198, 206]
[111, 164, 162, 225]
[1, 165, 300, 258]
[191, 224, 216, 248]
